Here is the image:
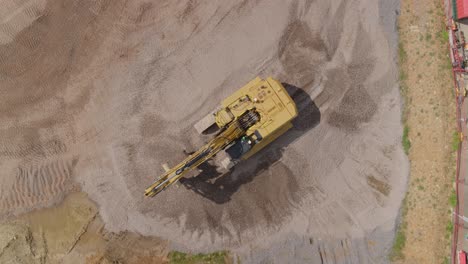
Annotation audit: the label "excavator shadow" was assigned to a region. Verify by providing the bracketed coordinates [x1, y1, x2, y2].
[179, 83, 320, 204]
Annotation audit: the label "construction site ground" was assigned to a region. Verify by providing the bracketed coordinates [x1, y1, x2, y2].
[447, 4, 468, 262]
[394, 0, 457, 263]
[0, 0, 407, 263]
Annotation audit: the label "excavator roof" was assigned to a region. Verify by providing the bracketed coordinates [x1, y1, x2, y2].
[221, 77, 298, 137]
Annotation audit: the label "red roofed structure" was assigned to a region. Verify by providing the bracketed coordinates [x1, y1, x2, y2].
[460, 251, 467, 264]
[455, 0, 468, 20]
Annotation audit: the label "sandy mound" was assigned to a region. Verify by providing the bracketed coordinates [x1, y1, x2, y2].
[0, 0, 406, 262]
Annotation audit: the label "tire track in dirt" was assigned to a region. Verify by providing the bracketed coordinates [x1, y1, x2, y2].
[0, 0, 128, 218]
[0, 157, 78, 217]
[0, 0, 47, 44]
[0, 138, 66, 160]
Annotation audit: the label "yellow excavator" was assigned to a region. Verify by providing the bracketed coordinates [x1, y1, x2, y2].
[144, 77, 298, 197]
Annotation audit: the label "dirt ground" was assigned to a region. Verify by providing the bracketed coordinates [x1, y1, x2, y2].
[0, 0, 406, 263]
[0, 192, 168, 264]
[395, 0, 456, 263]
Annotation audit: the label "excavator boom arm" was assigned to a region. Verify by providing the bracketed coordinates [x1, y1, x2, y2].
[144, 109, 259, 197]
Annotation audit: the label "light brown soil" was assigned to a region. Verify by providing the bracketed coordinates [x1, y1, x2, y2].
[0, 0, 406, 263]
[395, 0, 456, 263]
[0, 192, 168, 264]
